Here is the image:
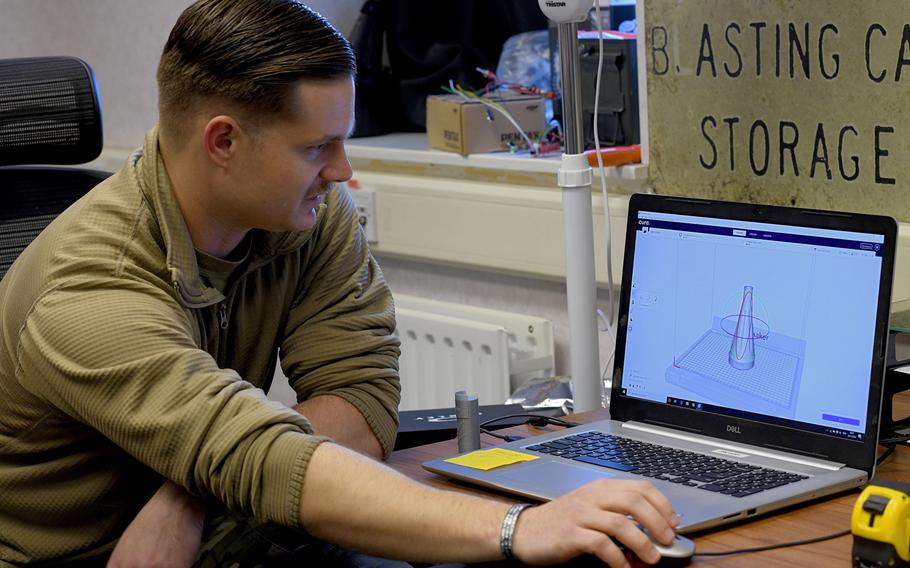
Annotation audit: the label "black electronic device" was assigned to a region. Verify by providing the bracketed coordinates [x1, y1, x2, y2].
[548, 28, 640, 149]
[578, 32, 639, 149]
[394, 404, 526, 451]
[881, 331, 910, 433]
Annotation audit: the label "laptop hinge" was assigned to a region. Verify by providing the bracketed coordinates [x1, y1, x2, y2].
[623, 422, 844, 471]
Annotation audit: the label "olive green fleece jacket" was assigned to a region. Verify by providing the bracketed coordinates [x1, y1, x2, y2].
[0, 128, 401, 564]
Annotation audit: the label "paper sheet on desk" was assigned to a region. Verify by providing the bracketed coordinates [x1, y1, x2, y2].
[445, 448, 539, 471]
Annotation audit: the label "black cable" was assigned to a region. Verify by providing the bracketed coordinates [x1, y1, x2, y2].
[697, 443, 889, 556]
[878, 418, 910, 443]
[695, 528, 850, 557]
[878, 434, 910, 445]
[478, 413, 580, 430]
[480, 428, 523, 442]
[699, 444, 888, 558]
[526, 415, 580, 428]
[477, 414, 581, 443]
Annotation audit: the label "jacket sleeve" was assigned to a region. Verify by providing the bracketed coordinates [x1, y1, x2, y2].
[279, 185, 401, 458]
[16, 277, 325, 527]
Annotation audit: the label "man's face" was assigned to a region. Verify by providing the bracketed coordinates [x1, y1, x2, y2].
[226, 77, 355, 233]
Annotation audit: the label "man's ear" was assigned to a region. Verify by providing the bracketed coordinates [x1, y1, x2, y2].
[202, 115, 240, 167]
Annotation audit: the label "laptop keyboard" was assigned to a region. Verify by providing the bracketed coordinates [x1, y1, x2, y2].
[525, 431, 810, 498]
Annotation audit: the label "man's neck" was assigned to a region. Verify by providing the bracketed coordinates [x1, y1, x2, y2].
[159, 136, 248, 258]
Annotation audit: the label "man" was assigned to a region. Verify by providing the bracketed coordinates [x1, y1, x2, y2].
[0, 1, 678, 566]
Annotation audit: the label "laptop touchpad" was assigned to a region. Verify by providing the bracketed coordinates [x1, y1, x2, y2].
[498, 461, 617, 496]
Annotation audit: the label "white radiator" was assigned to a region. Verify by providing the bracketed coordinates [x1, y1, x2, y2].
[394, 294, 555, 411]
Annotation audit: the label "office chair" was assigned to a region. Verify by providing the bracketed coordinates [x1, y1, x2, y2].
[0, 56, 110, 279]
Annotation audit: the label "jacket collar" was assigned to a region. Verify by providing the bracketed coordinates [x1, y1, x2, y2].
[130, 126, 316, 308]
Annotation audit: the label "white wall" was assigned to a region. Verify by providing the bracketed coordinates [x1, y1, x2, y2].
[0, 0, 363, 147]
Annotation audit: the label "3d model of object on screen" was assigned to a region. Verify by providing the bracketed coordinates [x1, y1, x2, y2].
[666, 304, 805, 419]
[725, 285, 765, 371]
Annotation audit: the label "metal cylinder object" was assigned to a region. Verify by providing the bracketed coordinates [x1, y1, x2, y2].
[455, 390, 481, 453]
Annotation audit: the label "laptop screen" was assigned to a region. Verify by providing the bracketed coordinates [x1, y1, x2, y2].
[620, 209, 885, 442]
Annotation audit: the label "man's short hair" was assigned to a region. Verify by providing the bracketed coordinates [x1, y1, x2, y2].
[157, 0, 355, 137]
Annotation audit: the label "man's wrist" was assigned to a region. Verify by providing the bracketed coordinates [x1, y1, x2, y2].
[160, 482, 205, 516]
[500, 503, 533, 561]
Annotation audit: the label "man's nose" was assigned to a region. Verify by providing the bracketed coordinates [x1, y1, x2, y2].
[322, 144, 353, 183]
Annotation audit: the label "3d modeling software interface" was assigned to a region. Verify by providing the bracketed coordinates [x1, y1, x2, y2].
[622, 210, 885, 440]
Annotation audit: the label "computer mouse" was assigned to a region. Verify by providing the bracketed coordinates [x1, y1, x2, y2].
[624, 533, 695, 568]
[652, 533, 695, 566]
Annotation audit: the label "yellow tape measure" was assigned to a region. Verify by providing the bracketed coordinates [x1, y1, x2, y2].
[852, 480, 910, 567]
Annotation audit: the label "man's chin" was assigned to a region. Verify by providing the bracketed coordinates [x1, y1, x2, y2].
[290, 207, 319, 231]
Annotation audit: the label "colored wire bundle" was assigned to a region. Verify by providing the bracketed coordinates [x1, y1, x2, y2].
[475, 66, 557, 100]
[441, 80, 539, 155]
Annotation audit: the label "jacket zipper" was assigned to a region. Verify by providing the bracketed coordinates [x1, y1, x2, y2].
[218, 302, 228, 330]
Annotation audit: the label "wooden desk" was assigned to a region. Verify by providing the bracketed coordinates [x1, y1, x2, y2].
[388, 394, 910, 566]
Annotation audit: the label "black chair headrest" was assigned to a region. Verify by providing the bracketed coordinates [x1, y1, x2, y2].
[0, 56, 103, 167]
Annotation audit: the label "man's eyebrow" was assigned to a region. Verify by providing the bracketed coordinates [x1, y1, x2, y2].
[311, 126, 354, 145]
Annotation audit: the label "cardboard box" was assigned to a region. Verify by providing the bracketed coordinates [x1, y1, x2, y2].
[426, 93, 546, 155]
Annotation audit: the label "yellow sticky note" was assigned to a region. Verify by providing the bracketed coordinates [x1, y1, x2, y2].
[444, 448, 539, 471]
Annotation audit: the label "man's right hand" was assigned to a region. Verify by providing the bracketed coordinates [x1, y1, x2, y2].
[511, 479, 679, 567]
[298, 443, 678, 567]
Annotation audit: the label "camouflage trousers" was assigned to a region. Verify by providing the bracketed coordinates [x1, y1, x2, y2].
[192, 515, 467, 568]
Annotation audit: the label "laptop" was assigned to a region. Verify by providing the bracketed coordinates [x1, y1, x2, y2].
[424, 194, 897, 533]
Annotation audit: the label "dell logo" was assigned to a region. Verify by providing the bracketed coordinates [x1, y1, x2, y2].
[726, 425, 742, 435]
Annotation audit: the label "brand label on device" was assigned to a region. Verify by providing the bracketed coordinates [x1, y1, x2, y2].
[714, 448, 749, 458]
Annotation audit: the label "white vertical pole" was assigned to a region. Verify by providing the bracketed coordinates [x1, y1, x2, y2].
[557, 20, 602, 412]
